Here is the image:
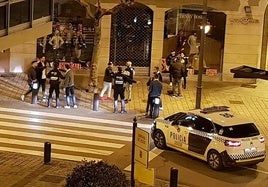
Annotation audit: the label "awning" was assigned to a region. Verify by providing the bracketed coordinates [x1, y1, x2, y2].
[230, 65, 268, 80]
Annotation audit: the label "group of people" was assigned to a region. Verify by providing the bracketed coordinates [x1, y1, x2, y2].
[98, 61, 163, 117]
[21, 54, 187, 115]
[164, 50, 189, 98]
[21, 56, 77, 109]
[98, 61, 136, 114]
[39, 22, 87, 62]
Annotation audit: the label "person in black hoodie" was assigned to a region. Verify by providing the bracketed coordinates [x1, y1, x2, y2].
[46, 61, 64, 108]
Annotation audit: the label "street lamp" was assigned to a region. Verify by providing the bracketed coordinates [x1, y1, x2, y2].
[195, 0, 208, 109]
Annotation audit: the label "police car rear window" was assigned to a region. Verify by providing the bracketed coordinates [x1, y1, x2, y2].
[215, 123, 260, 138]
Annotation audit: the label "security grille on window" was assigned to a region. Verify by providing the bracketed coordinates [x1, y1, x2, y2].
[109, 3, 153, 67]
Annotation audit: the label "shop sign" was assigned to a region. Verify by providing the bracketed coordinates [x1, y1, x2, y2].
[229, 17, 259, 25]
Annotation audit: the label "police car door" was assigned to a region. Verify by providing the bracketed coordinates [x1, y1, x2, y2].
[187, 115, 214, 155]
[167, 113, 188, 151]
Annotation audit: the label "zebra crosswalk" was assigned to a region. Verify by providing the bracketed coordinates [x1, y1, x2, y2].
[0, 107, 151, 162]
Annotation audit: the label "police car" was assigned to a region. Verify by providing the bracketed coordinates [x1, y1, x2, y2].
[151, 106, 266, 170]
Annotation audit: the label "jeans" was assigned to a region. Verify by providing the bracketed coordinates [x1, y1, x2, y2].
[100, 81, 112, 98]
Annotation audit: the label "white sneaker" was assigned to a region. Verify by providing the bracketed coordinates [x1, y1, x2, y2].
[64, 106, 70, 109]
[21, 95, 25, 101]
[159, 107, 163, 110]
[73, 105, 78, 109]
[169, 82, 172, 86]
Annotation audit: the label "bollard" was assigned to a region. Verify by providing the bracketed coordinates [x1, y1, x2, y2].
[93, 93, 99, 111]
[170, 167, 178, 187]
[31, 82, 38, 104]
[44, 142, 51, 164]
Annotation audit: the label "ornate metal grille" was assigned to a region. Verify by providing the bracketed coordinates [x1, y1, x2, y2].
[109, 3, 153, 67]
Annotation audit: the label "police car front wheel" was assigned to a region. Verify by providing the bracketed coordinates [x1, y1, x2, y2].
[153, 130, 166, 149]
[207, 150, 223, 170]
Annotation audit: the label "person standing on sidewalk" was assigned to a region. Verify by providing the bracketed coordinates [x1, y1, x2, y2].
[124, 61, 135, 102]
[62, 64, 77, 109]
[37, 56, 47, 101]
[113, 67, 126, 114]
[99, 62, 114, 101]
[46, 61, 64, 108]
[113, 66, 136, 114]
[146, 73, 162, 118]
[169, 55, 185, 98]
[21, 60, 38, 102]
[166, 50, 177, 86]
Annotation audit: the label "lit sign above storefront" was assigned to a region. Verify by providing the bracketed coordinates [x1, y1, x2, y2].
[229, 17, 259, 25]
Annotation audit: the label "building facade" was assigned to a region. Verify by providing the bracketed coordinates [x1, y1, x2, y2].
[0, 0, 268, 82]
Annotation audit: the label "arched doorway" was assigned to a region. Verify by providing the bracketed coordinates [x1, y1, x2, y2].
[163, 6, 226, 75]
[109, 3, 153, 67]
[260, 6, 268, 70]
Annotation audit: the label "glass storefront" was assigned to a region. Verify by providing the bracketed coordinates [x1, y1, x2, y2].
[164, 8, 226, 73]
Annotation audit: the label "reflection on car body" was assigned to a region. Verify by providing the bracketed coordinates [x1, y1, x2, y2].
[151, 106, 266, 170]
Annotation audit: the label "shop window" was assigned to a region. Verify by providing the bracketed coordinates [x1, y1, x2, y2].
[10, 0, 30, 27]
[34, 0, 52, 19]
[0, 5, 6, 30]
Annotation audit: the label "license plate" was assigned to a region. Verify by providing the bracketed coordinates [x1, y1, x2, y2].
[244, 147, 257, 154]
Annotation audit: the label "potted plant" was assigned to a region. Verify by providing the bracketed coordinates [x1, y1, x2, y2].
[65, 160, 129, 187]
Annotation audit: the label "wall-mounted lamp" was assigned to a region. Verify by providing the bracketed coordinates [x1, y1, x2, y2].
[200, 21, 212, 34]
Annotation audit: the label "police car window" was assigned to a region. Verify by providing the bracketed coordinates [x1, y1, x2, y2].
[215, 123, 260, 138]
[167, 112, 187, 123]
[192, 116, 214, 133]
[177, 114, 196, 128]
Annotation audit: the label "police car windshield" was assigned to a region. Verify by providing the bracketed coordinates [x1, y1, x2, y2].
[215, 123, 260, 138]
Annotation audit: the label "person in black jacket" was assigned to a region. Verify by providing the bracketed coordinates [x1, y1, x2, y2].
[124, 61, 135, 102]
[166, 50, 176, 86]
[169, 55, 185, 98]
[36, 56, 47, 100]
[113, 66, 136, 113]
[146, 73, 162, 118]
[21, 60, 38, 102]
[46, 61, 64, 108]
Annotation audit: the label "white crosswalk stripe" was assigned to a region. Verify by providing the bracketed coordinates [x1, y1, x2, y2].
[0, 107, 151, 162]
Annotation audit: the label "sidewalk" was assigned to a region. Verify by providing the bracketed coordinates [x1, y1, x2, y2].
[0, 72, 268, 186]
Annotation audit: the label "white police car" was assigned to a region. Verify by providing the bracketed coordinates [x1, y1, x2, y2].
[151, 106, 266, 170]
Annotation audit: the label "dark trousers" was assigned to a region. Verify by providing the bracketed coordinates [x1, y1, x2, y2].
[48, 83, 60, 99]
[148, 96, 159, 117]
[38, 79, 46, 94]
[24, 83, 33, 96]
[113, 87, 125, 101]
